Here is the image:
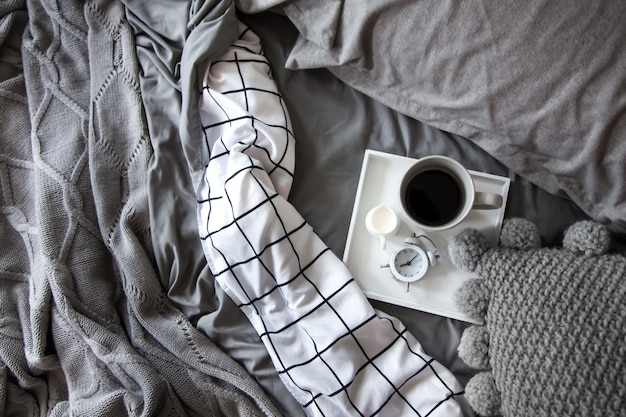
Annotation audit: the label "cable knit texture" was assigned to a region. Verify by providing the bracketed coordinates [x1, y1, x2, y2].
[0, 1, 280, 415]
[450, 218, 626, 417]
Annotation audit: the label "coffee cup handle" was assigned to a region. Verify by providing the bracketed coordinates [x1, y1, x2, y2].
[472, 191, 502, 210]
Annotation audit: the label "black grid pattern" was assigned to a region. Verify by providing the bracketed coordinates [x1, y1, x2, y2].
[196, 23, 465, 417]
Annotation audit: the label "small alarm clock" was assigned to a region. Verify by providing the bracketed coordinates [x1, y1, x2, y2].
[388, 235, 438, 283]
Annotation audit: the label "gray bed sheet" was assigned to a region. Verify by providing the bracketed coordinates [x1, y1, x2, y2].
[151, 9, 617, 416]
[130, 3, 623, 416]
[235, 12, 611, 415]
[5, 0, 621, 414]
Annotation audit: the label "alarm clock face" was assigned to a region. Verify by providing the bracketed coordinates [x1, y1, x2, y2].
[390, 246, 429, 283]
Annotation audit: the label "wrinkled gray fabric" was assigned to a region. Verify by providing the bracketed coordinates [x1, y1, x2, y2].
[238, 11, 605, 253]
[238, 11, 625, 415]
[5, 1, 622, 416]
[0, 0, 281, 415]
[248, 0, 626, 232]
[124, 1, 305, 415]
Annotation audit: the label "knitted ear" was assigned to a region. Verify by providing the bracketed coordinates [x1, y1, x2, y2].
[454, 278, 490, 321]
[498, 218, 540, 250]
[562, 220, 610, 255]
[464, 371, 501, 417]
[458, 325, 490, 370]
[449, 228, 490, 272]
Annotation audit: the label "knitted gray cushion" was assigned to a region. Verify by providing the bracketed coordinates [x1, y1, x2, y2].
[449, 219, 626, 417]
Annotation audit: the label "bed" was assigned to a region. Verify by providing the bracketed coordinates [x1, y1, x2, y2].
[1, 0, 624, 416]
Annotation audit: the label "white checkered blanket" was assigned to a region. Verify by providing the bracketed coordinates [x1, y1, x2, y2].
[196, 24, 465, 417]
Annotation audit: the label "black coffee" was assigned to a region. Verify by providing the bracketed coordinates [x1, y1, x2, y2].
[404, 169, 463, 226]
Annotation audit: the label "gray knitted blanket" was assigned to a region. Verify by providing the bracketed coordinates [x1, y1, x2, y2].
[0, 0, 280, 415]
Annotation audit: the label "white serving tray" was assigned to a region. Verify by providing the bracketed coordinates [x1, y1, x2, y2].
[343, 150, 510, 324]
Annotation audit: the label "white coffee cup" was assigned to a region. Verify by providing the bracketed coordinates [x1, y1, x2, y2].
[399, 155, 502, 232]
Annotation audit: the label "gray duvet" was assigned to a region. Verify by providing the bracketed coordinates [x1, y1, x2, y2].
[1, 0, 624, 416]
[274, 0, 626, 232]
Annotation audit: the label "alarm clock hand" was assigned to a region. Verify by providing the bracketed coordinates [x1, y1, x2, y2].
[400, 254, 418, 267]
